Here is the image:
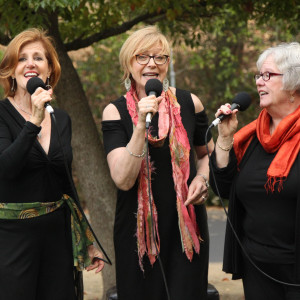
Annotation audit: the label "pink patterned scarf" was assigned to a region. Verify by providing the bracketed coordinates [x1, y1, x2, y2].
[126, 86, 201, 270]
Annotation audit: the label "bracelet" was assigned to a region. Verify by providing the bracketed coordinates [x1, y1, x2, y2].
[126, 144, 145, 158]
[216, 138, 234, 151]
[196, 173, 209, 188]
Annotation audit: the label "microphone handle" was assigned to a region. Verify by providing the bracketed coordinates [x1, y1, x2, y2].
[210, 103, 240, 128]
[146, 113, 152, 123]
[146, 113, 152, 129]
[44, 102, 54, 114]
[145, 90, 157, 129]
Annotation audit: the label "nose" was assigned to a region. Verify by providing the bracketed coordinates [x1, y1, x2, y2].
[147, 57, 156, 66]
[256, 76, 264, 86]
[26, 58, 35, 68]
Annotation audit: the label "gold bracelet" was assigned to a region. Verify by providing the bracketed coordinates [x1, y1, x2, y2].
[216, 138, 234, 151]
[196, 173, 209, 188]
[126, 144, 145, 158]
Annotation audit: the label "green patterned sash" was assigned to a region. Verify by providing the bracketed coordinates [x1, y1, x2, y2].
[0, 194, 94, 271]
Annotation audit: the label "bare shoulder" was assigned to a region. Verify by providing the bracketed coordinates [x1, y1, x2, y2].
[191, 93, 204, 113]
[170, 87, 204, 113]
[102, 103, 121, 121]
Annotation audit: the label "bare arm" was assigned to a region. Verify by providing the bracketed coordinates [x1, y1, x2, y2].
[184, 138, 214, 206]
[102, 95, 162, 190]
[184, 93, 215, 206]
[214, 104, 238, 168]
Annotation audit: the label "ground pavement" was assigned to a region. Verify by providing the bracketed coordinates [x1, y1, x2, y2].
[82, 206, 244, 300]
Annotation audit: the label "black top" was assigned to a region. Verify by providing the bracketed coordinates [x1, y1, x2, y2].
[0, 98, 73, 203]
[102, 89, 212, 300]
[235, 138, 297, 263]
[210, 136, 300, 280]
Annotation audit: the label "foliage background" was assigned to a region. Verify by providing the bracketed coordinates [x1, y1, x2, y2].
[1, 1, 300, 295]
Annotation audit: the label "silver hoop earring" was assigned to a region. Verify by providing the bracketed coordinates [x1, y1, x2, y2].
[124, 77, 131, 92]
[45, 76, 52, 90]
[11, 77, 15, 92]
[163, 78, 169, 92]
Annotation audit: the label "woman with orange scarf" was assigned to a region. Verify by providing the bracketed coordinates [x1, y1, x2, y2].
[102, 26, 214, 300]
[210, 42, 300, 300]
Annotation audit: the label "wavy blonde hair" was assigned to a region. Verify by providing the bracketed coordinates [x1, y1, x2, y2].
[119, 26, 170, 82]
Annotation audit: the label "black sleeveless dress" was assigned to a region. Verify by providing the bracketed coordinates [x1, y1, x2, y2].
[102, 89, 212, 300]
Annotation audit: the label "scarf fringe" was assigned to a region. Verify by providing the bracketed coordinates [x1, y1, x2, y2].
[234, 105, 300, 193]
[127, 88, 200, 270]
[264, 176, 286, 193]
[177, 198, 201, 261]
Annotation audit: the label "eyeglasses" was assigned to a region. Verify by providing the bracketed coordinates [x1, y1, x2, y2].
[135, 54, 169, 65]
[254, 72, 283, 81]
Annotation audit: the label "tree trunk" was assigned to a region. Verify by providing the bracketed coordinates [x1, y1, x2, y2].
[52, 34, 117, 299]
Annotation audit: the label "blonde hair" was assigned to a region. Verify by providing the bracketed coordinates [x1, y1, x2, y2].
[0, 28, 61, 97]
[257, 42, 300, 94]
[119, 26, 170, 81]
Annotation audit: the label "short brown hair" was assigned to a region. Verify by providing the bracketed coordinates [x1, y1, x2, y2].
[119, 26, 170, 81]
[0, 28, 61, 97]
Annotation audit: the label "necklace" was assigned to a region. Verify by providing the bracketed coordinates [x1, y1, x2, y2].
[12, 97, 32, 116]
[11, 97, 42, 139]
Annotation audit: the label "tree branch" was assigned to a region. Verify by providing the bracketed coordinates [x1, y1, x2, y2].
[64, 11, 166, 51]
[0, 31, 11, 46]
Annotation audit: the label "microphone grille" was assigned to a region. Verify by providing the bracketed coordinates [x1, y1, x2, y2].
[232, 92, 252, 111]
[26, 77, 46, 95]
[145, 79, 163, 96]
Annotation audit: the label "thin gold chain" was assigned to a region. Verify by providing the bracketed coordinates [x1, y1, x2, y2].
[12, 97, 32, 116]
[11, 97, 42, 139]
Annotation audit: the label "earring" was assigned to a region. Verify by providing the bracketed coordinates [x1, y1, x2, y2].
[11, 77, 15, 92]
[163, 78, 169, 92]
[45, 76, 52, 90]
[124, 77, 131, 92]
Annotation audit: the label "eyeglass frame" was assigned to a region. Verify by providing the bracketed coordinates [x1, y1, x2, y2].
[254, 72, 283, 81]
[135, 54, 169, 65]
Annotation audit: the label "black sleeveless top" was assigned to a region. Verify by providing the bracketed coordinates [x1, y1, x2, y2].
[102, 89, 212, 300]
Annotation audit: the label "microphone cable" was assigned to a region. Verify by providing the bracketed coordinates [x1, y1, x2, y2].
[50, 111, 112, 266]
[205, 127, 300, 287]
[145, 126, 171, 300]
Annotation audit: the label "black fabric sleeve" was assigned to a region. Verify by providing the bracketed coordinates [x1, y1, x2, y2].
[209, 148, 238, 199]
[0, 117, 41, 179]
[193, 109, 212, 146]
[101, 120, 129, 155]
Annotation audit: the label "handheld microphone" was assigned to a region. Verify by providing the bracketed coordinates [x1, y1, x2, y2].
[26, 77, 54, 114]
[210, 92, 252, 128]
[144, 79, 163, 129]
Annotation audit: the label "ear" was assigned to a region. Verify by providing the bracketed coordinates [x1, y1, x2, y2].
[290, 91, 295, 103]
[47, 64, 52, 77]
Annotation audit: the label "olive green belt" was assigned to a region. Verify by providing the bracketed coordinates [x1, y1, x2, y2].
[0, 194, 94, 271]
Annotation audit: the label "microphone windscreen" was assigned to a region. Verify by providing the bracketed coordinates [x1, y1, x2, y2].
[145, 79, 163, 96]
[232, 92, 252, 111]
[26, 77, 46, 95]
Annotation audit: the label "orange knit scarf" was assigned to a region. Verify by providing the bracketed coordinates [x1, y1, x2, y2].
[234, 105, 300, 192]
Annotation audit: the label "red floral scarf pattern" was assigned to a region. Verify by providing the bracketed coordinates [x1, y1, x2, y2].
[126, 86, 201, 270]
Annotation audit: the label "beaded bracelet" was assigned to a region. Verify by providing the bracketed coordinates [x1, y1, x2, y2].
[216, 138, 234, 151]
[126, 144, 145, 158]
[196, 173, 209, 188]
